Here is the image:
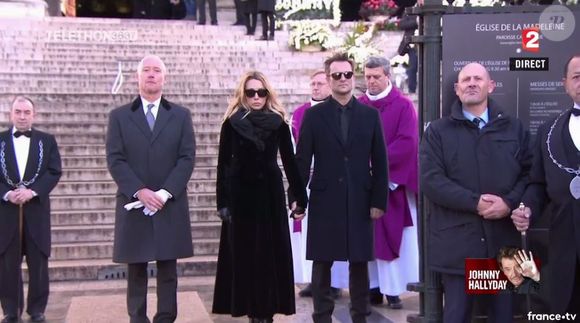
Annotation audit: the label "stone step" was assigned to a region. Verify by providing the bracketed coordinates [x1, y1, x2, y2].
[29, 121, 221, 134]
[13, 112, 229, 125]
[49, 192, 217, 210]
[44, 130, 220, 144]
[51, 222, 221, 243]
[51, 207, 218, 226]
[59, 166, 217, 183]
[53, 178, 216, 195]
[55, 144, 220, 156]
[51, 238, 220, 260]
[27, 256, 218, 281]
[59, 154, 217, 169]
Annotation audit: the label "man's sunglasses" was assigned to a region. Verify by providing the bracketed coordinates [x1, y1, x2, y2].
[245, 89, 269, 98]
[330, 71, 354, 80]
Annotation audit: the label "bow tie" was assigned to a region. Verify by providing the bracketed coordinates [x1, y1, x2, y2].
[13, 130, 32, 138]
[571, 109, 580, 117]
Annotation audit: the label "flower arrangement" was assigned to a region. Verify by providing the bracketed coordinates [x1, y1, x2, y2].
[358, 0, 398, 19]
[288, 21, 333, 51]
[339, 22, 380, 72]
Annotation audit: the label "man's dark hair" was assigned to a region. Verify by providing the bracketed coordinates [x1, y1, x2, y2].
[563, 53, 580, 77]
[324, 53, 354, 75]
[11, 95, 35, 110]
[496, 246, 520, 269]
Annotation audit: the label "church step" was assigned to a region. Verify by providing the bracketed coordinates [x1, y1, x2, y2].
[53, 179, 216, 195]
[59, 166, 217, 182]
[51, 239, 220, 260]
[51, 207, 218, 226]
[49, 193, 217, 210]
[32, 121, 221, 134]
[56, 143, 220, 156]
[59, 155, 217, 169]
[46, 130, 220, 144]
[24, 256, 218, 281]
[51, 222, 221, 244]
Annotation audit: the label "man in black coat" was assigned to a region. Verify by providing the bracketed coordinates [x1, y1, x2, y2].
[420, 62, 531, 322]
[512, 54, 580, 316]
[0, 96, 62, 323]
[294, 53, 389, 323]
[106, 55, 196, 323]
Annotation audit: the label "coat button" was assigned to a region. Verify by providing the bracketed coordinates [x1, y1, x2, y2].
[480, 238, 485, 242]
[344, 157, 348, 162]
[338, 178, 344, 183]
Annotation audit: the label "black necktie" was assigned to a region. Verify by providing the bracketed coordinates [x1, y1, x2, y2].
[14, 130, 31, 138]
[472, 117, 482, 129]
[571, 109, 580, 117]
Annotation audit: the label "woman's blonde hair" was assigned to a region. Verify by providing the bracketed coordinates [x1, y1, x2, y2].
[223, 71, 288, 123]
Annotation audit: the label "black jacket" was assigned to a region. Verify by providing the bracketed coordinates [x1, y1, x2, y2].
[0, 129, 62, 257]
[420, 99, 532, 274]
[295, 97, 388, 262]
[522, 110, 580, 313]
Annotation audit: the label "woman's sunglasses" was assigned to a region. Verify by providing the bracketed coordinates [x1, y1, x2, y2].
[245, 89, 269, 98]
[330, 71, 354, 80]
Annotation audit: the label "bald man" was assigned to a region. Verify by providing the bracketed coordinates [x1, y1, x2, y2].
[106, 55, 196, 323]
[420, 63, 532, 322]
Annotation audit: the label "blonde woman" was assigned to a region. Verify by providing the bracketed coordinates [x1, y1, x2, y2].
[212, 71, 307, 323]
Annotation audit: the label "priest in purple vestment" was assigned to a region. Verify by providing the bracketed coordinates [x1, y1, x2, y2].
[358, 56, 419, 309]
[290, 69, 348, 298]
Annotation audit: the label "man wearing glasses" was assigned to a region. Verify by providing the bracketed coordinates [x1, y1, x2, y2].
[294, 53, 389, 323]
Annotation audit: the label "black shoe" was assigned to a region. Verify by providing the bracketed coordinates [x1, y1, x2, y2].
[369, 288, 383, 305]
[386, 295, 402, 309]
[246, 31, 255, 35]
[198, 21, 205, 25]
[232, 21, 244, 26]
[298, 284, 312, 297]
[211, 21, 218, 25]
[258, 35, 268, 41]
[268, 34, 275, 41]
[330, 287, 341, 299]
[30, 313, 45, 322]
[1, 315, 18, 323]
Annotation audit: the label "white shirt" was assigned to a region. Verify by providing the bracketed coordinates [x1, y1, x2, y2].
[12, 127, 31, 181]
[569, 103, 580, 151]
[141, 97, 161, 120]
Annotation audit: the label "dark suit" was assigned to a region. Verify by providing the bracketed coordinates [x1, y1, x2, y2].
[0, 129, 62, 317]
[522, 109, 580, 315]
[295, 97, 388, 323]
[106, 97, 195, 323]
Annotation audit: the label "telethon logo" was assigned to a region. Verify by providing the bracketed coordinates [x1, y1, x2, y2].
[465, 259, 508, 295]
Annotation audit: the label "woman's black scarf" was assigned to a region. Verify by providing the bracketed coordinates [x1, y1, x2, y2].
[230, 107, 283, 151]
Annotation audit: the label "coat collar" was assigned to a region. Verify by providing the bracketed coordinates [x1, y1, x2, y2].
[129, 96, 174, 142]
[0, 128, 41, 185]
[449, 98, 506, 130]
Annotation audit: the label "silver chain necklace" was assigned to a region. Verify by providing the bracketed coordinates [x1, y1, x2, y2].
[0, 140, 44, 188]
[546, 110, 580, 199]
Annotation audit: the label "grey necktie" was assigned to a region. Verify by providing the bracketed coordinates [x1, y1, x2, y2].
[146, 103, 155, 130]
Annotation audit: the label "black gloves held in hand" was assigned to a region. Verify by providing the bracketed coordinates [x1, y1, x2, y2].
[217, 208, 231, 223]
[290, 206, 305, 218]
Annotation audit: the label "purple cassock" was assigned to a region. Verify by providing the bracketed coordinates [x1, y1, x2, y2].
[359, 87, 419, 261]
[290, 102, 311, 233]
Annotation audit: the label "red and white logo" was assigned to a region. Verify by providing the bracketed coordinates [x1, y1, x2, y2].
[522, 27, 540, 53]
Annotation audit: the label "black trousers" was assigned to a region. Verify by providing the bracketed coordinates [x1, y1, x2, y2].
[260, 12, 275, 37]
[0, 222, 49, 317]
[127, 260, 177, 323]
[197, 0, 217, 24]
[311, 261, 369, 323]
[441, 273, 513, 323]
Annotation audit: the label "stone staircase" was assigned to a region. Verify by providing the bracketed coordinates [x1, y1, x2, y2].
[0, 16, 331, 282]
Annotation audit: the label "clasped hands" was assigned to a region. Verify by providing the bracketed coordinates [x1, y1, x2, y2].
[127, 188, 170, 216]
[476, 194, 510, 220]
[6, 188, 35, 205]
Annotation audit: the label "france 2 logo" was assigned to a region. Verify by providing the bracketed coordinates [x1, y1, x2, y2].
[522, 27, 540, 53]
